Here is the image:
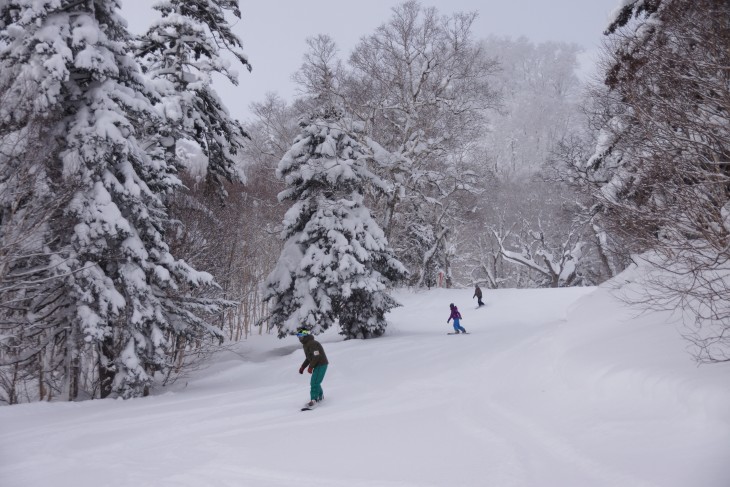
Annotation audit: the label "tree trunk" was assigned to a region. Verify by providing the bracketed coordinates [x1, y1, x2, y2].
[99, 336, 115, 399]
[382, 186, 399, 241]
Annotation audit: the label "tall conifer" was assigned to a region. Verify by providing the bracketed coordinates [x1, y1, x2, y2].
[264, 109, 406, 339]
[0, 0, 226, 399]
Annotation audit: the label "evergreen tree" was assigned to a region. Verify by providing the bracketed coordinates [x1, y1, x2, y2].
[264, 109, 407, 339]
[136, 0, 250, 192]
[0, 0, 225, 400]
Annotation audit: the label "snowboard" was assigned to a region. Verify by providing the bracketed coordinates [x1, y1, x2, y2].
[301, 399, 323, 411]
[447, 332, 469, 335]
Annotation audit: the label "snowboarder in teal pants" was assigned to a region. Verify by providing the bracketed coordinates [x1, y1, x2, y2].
[447, 303, 467, 334]
[297, 328, 329, 409]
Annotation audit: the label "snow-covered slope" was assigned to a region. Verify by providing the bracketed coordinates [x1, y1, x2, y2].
[1, 278, 729, 487]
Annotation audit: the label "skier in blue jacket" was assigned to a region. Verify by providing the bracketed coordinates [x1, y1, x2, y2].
[447, 303, 467, 334]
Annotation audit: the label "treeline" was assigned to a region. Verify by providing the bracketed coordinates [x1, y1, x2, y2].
[200, 0, 730, 361]
[2, 0, 726, 404]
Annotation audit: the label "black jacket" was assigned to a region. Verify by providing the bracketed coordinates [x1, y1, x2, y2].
[300, 335, 329, 369]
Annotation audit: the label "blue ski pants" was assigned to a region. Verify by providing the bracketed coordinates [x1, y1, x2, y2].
[452, 319, 466, 333]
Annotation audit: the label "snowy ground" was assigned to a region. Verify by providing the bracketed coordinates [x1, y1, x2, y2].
[2, 271, 729, 487]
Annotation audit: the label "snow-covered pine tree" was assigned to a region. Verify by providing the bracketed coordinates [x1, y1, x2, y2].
[264, 108, 407, 339]
[0, 0, 225, 400]
[136, 0, 250, 192]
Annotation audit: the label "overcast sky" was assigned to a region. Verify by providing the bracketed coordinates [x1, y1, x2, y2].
[123, 0, 621, 122]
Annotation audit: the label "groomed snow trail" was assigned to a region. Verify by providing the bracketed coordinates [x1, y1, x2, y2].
[1, 285, 728, 487]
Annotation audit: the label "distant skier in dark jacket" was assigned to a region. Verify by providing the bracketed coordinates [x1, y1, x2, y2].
[447, 303, 467, 334]
[297, 328, 329, 409]
[473, 285, 484, 307]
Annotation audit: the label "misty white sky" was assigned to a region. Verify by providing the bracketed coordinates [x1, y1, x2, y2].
[122, 0, 621, 122]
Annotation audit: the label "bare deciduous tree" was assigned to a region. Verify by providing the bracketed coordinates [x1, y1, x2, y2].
[492, 217, 584, 288]
[0, 121, 76, 404]
[288, 2, 500, 286]
[578, 0, 730, 362]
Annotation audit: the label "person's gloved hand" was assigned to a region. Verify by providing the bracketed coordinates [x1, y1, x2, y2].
[307, 366, 313, 374]
[299, 365, 305, 374]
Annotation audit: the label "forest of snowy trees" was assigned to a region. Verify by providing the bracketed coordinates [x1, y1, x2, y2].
[0, 0, 727, 403]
